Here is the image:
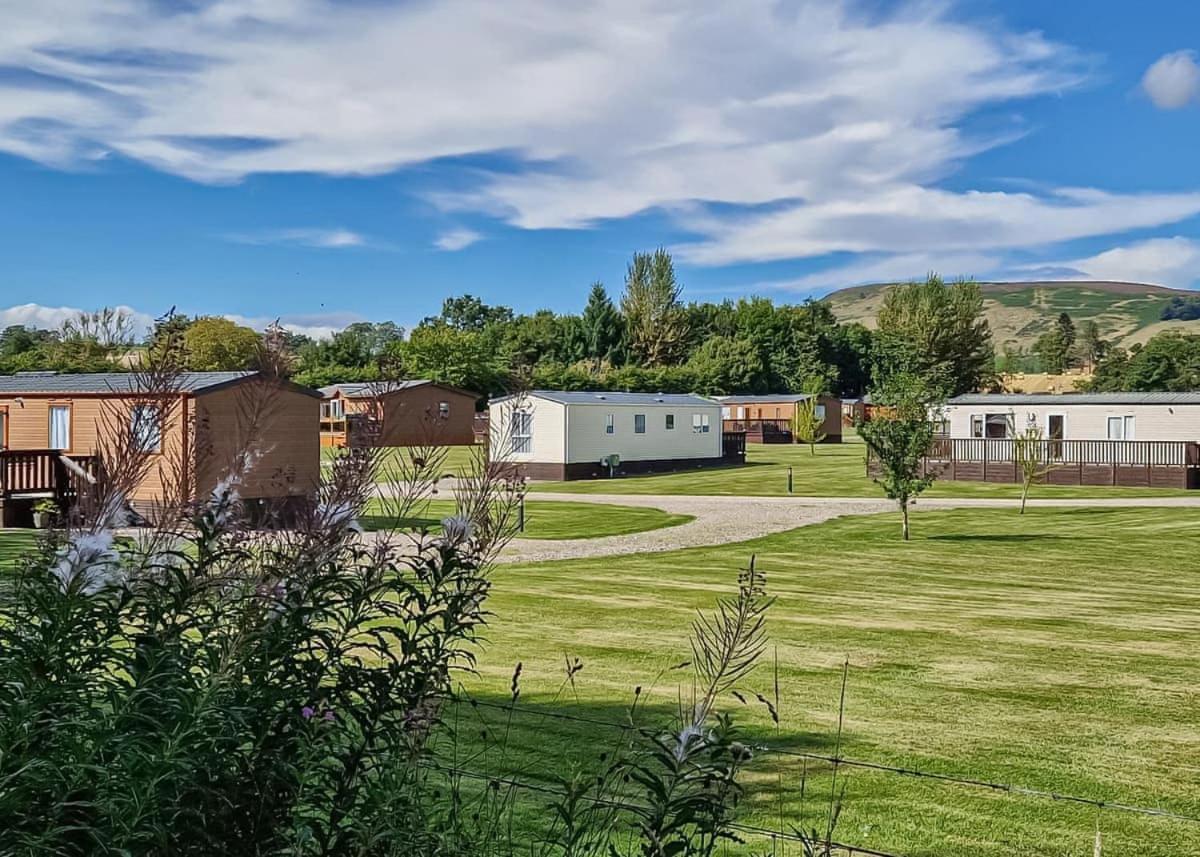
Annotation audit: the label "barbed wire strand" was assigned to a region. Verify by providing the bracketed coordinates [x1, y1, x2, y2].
[421, 759, 905, 857]
[446, 694, 1200, 825]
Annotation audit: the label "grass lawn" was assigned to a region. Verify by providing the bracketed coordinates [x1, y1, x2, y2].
[530, 433, 1195, 499]
[0, 530, 37, 570]
[360, 498, 691, 540]
[323, 444, 482, 478]
[458, 507, 1200, 856]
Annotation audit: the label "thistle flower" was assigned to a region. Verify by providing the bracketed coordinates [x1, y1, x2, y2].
[50, 532, 124, 597]
[440, 515, 475, 547]
[318, 499, 363, 534]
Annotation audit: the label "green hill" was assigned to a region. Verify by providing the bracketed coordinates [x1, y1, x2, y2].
[822, 280, 1200, 351]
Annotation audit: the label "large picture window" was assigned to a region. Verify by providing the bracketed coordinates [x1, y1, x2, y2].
[131, 404, 162, 453]
[692, 413, 710, 433]
[49, 404, 71, 451]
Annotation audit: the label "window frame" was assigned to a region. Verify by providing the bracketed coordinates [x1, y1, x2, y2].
[1107, 415, 1135, 441]
[665, 413, 675, 431]
[438, 401, 450, 419]
[693, 413, 711, 434]
[605, 413, 615, 435]
[970, 414, 984, 438]
[48, 402, 72, 452]
[510, 410, 533, 454]
[130, 403, 163, 454]
[634, 413, 646, 434]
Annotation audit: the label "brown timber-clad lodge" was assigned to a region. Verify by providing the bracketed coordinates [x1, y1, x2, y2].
[319, 381, 478, 448]
[0, 371, 321, 524]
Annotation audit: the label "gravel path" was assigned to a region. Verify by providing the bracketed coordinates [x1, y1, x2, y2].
[493, 491, 1200, 564]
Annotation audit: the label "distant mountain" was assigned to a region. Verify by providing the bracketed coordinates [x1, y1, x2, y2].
[822, 280, 1200, 351]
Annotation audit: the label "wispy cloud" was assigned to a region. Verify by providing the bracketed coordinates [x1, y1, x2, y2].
[224, 227, 368, 249]
[433, 227, 482, 251]
[3, 0, 1197, 278]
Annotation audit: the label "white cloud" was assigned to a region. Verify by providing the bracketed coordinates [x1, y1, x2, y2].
[0, 303, 155, 336]
[224, 311, 366, 340]
[1046, 237, 1200, 289]
[433, 227, 482, 251]
[0, 1, 1085, 229]
[737, 251, 1002, 297]
[224, 227, 367, 249]
[0, 304, 360, 341]
[1142, 50, 1200, 109]
[674, 185, 1200, 266]
[4, 1, 1199, 272]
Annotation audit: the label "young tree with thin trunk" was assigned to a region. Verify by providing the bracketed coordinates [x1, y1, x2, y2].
[791, 387, 827, 456]
[857, 374, 940, 541]
[1012, 418, 1050, 514]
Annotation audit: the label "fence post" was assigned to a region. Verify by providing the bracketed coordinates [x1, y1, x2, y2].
[518, 496, 526, 533]
[982, 440, 988, 481]
[787, 466, 793, 494]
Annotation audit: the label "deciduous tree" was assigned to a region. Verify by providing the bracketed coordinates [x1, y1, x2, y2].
[874, 274, 993, 397]
[857, 374, 941, 540]
[621, 249, 687, 366]
[183, 316, 262, 371]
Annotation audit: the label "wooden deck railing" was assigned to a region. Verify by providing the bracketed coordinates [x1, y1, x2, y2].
[869, 438, 1200, 489]
[926, 437, 1200, 467]
[0, 450, 100, 505]
[722, 431, 747, 461]
[723, 418, 792, 435]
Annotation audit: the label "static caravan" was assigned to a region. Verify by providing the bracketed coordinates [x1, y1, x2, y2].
[716, 393, 842, 443]
[488, 391, 740, 480]
[319, 380, 478, 448]
[921, 393, 1200, 489]
[0, 371, 322, 523]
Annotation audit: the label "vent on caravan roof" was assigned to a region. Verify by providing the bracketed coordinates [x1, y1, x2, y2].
[15, 370, 58, 376]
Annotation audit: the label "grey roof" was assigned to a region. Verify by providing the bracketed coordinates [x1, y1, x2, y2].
[949, 392, 1200, 406]
[496, 390, 719, 408]
[0, 371, 261, 395]
[317, 379, 467, 399]
[713, 393, 818, 404]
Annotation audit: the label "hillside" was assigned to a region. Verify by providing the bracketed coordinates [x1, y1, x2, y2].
[823, 280, 1200, 351]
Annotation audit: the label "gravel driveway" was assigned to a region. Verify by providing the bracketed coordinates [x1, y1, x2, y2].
[494, 492, 1200, 564]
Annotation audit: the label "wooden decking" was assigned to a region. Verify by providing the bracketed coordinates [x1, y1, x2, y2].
[0, 450, 101, 525]
[722, 418, 793, 444]
[871, 438, 1200, 489]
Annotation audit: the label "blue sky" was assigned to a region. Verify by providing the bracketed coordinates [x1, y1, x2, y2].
[2, 0, 1200, 337]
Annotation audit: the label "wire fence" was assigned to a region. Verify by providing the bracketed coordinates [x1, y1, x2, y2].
[436, 690, 1200, 854]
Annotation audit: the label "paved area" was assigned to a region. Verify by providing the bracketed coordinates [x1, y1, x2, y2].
[493, 491, 1200, 564]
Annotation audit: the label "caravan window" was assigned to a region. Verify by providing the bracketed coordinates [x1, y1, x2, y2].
[692, 413, 710, 433]
[131, 404, 162, 453]
[605, 414, 614, 434]
[1107, 415, 1135, 440]
[511, 411, 533, 454]
[634, 414, 646, 434]
[49, 404, 71, 451]
[665, 414, 675, 430]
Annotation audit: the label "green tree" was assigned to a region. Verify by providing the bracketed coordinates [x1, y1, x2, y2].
[790, 385, 828, 456]
[1011, 418, 1050, 515]
[580, 283, 625, 369]
[435, 294, 514, 332]
[1086, 332, 1200, 392]
[1075, 319, 1105, 371]
[685, 335, 766, 395]
[857, 374, 941, 541]
[874, 274, 993, 397]
[621, 249, 687, 366]
[184, 317, 262, 371]
[1034, 312, 1076, 373]
[401, 322, 504, 396]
